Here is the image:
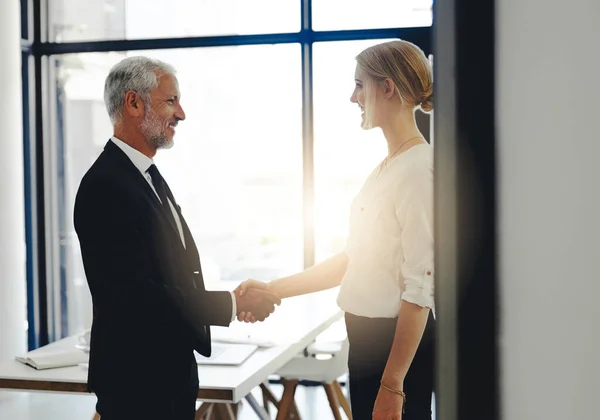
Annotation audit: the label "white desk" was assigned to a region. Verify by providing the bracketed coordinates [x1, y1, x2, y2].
[0, 290, 343, 419]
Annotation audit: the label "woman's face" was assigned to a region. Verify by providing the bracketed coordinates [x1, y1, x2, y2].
[350, 64, 368, 128]
[350, 64, 386, 130]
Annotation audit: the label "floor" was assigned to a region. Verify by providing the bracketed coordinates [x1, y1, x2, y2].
[0, 385, 435, 419]
[0, 382, 352, 420]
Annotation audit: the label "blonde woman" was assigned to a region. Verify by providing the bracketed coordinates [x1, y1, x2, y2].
[237, 40, 435, 419]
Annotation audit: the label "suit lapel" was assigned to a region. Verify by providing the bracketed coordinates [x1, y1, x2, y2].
[149, 158, 206, 291]
[103, 140, 211, 348]
[103, 140, 183, 244]
[163, 183, 204, 279]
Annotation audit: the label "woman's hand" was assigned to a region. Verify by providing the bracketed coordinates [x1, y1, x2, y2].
[234, 279, 274, 322]
[372, 385, 404, 420]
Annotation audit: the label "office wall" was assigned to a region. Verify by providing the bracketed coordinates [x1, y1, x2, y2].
[0, 0, 26, 361]
[497, 0, 600, 418]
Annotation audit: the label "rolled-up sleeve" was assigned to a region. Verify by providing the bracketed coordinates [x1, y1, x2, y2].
[395, 166, 435, 308]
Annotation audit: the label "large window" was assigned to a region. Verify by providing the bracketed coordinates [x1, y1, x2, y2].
[312, 39, 432, 262]
[312, 0, 432, 30]
[48, 0, 432, 42]
[313, 39, 393, 262]
[53, 47, 303, 333]
[49, 0, 300, 41]
[25, 0, 432, 344]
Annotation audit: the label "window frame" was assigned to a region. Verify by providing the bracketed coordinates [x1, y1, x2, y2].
[23, 0, 431, 347]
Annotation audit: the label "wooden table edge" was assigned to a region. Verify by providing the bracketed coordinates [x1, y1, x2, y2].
[0, 378, 233, 402]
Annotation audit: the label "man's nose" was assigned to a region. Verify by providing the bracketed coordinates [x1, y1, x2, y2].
[175, 104, 186, 121]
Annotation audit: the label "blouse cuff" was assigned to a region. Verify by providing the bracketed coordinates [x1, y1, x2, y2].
[401, 265, 435, 308]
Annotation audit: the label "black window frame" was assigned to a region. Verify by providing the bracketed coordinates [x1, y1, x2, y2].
[23, 0, 431, 348]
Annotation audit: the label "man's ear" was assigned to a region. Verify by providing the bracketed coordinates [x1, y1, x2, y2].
[124, 90, 144, 118]
[383, 78, 396, 99]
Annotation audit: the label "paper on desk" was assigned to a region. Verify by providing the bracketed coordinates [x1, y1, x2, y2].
[15, 347, 89, 370]
[210, 325, 296, 347]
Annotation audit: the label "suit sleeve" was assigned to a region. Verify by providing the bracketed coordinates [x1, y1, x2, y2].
[74, 178, 233, 330]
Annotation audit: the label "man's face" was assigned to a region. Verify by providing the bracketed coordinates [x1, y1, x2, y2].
[140, 73, 186, 150]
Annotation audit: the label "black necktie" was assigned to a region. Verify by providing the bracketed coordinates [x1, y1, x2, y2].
[147, 164, 176, 228]
[148, 165, 208, 345]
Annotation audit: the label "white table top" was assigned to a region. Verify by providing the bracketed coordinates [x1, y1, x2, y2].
[0, 289, 343, 403]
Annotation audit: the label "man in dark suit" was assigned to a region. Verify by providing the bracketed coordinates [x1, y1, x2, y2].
[74, 56, 281, 420]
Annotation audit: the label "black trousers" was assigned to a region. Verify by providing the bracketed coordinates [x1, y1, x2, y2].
[345, 311, 436, 420]
[95, 386, 198, 420]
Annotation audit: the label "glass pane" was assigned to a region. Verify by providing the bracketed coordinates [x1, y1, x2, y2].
[49, 0, 299, 42]
[313, 40, 431, 263]
[313, 0, 433, 31]
[313, 39, 393, 263]
[54, 45, 302, 334]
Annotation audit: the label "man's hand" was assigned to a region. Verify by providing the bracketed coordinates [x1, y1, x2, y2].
[372, 385, 404, 420]
[234, 279, 277, 322]
[234, 287, 281, 322]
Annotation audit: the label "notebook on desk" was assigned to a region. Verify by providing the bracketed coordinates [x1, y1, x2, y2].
[195, 343, 258, 366]
[16, 348, 89, 370]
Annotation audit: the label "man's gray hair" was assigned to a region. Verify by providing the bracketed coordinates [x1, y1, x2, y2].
[104, 56, 176, 125]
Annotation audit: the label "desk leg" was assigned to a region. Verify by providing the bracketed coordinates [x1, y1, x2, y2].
[195, 402, 214, 419]
[196, 402, 240, 420]
[276, 379, 299, 420]
[215, 403, 239, 419]
[260, 382, 280, 411]
[245, 393, 271, 420]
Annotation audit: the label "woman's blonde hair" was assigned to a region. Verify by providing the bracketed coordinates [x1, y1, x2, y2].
[356, 40, 433, 123]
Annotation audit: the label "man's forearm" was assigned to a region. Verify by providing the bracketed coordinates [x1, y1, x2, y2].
[269, 252, 348, 299]
[381, 301, 430, 389]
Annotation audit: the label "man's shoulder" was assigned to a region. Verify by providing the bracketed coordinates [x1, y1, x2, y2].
[78, 150, 119, 191]
[75, 145, 140, 210]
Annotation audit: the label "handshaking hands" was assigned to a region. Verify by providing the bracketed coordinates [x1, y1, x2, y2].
[234, 279, 281, 322]
[234, 279, 278, 323]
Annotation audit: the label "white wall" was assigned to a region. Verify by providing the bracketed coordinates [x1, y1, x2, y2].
[0, 0, 27, 361]
[498, 1, 600, 418]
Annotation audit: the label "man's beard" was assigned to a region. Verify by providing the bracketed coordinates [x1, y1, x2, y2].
[140, 107, 173, 150]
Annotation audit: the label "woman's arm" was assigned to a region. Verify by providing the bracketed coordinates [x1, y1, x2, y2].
[373, 303, 430, 419]
[374, 162, 435, 418]
[237, 251, 348, 299]
[269, 251, 348, 298]
[381, 303, 430, 388]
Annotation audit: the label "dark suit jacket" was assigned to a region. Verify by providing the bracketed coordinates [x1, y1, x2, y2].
[74, 140, 233, 396]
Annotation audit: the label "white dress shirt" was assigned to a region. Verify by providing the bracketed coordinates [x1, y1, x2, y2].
[337, 143, 435, 318]
[111, 137, 236, 321]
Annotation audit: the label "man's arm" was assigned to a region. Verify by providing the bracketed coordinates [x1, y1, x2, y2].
[74, 179, 233, 328]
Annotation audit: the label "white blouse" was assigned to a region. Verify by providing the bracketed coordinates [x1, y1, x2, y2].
[337, 143, 435, 318]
